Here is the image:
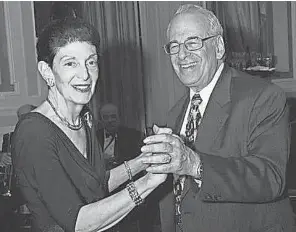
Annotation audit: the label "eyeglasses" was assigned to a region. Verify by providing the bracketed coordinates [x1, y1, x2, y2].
[164, 35, 218, 55]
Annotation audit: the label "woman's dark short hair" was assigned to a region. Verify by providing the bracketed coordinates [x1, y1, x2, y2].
[36, 18, 100, 67]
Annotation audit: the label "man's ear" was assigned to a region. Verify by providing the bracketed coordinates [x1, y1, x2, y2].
[37, 61, 54, 83]
[216, 35, 225, 60]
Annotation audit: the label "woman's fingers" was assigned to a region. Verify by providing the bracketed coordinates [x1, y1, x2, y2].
[153, 124, 173, 134]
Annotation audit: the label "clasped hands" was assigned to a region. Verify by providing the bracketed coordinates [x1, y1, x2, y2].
[140, 125, 201, 178]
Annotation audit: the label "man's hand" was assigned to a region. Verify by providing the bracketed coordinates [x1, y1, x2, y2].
[0, 152, 12, 167]
[141, 125, 201, 178]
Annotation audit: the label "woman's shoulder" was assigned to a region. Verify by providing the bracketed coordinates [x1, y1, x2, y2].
[14, 112, 56, 139]
[12, 112, 59, 161]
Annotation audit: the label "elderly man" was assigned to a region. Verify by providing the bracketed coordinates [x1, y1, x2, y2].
[141, 4, 295, 232]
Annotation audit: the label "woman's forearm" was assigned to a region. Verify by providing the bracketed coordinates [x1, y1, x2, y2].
[108, 157, 146, 192]
[75, 174, 159, 232]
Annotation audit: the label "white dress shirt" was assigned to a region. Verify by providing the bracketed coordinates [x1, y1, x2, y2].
[180, 63, 225, 140]
[103, 130, 116, 159]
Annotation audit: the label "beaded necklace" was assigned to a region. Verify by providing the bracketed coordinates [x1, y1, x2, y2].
[46, 98, 83, 131]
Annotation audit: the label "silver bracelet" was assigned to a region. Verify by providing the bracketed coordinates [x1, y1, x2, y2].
[126, 181, 144, 206]
[124, 161, 133, 181]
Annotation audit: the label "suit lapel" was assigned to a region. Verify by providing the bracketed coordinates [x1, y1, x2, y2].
[196, 65, 232, 151]
[181, 65, 233, 200]
[167, 93, 190, 133]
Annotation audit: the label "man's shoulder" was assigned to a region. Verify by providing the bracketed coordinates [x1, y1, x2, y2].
[228, 68, 285, 99]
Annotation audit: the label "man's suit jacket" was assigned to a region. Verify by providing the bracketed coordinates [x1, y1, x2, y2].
[96, 126, 143, 165]
[158, 65, 295, 232]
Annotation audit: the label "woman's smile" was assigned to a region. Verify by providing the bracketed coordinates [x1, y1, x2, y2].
[72, 83, 92, 93]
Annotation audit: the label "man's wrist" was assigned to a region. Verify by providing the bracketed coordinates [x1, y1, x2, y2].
[192, 154, 203, 188]
[187, 148, 202, 178]
[191, 160, 202, 179]
[196, 161, 203, 179]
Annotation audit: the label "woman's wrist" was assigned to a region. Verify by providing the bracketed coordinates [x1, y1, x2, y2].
[124, 161, 133, 181]
[126, 156, 146, 178]
[133, 175, 155, 198]
[126, 181, 144, 206]
[141, 172, 165, 190]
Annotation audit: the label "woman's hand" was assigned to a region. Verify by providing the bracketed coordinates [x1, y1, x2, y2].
[152, 124, 172, 135]
[122, 125, 173, 178]
[126, 152, 152, 177]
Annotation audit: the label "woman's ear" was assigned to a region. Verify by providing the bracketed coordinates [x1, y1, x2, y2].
[216, 35, 225, 60]
[38, 61, 55, 87]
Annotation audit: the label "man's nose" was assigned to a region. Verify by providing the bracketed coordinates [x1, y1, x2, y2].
[178, 44, 189, 59]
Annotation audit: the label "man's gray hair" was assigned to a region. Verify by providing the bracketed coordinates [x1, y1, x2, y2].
[167, 4, 223, 37]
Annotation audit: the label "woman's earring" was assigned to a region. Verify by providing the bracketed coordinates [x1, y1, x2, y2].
[47, 79, 55, 87]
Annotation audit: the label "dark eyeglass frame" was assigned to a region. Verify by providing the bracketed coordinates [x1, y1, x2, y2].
[163, 35, 218, 55]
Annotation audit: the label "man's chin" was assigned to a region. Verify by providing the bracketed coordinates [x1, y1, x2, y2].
[180, 78, 199, 88]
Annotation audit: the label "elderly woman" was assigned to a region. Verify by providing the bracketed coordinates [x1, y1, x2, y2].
[12, 18, 167, 232]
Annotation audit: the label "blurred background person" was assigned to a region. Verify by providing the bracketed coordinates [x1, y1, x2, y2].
[0, 151, 11, 167]
[97, 103, 143, 169]
[97, 103, 156, 232]
[0, 103, 36, 232]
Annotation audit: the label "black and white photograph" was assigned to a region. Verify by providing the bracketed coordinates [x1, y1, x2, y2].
[0, 1, 296, 232]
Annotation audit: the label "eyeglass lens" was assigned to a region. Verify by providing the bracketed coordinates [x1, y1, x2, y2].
[166, 37, 202, 54]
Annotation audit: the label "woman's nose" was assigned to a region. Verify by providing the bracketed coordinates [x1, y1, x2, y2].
[78, 65, 90, 80]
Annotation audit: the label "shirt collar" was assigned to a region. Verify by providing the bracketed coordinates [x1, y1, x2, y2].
[104, 129, 116, 139]
[190, 62, 224, 101]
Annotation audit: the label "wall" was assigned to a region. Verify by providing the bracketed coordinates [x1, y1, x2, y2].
[273, 2, 290, 72]
[272, 2, 296, 95]
[0, 2, 47, 147]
